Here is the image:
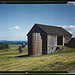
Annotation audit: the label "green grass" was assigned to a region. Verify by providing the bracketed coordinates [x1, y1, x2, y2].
[0, 45, 75, 71]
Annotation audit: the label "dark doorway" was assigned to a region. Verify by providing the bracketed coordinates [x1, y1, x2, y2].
[57, 36, 63, 45]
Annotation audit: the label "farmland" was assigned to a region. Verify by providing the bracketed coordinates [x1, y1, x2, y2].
[0, 44, 75, 72]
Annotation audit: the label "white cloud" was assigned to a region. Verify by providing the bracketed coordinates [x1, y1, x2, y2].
[57, 25, 75, 29]
[10, 26, 20, 29]
[68, 2, 74, 3]
[68, 2, 75, 5]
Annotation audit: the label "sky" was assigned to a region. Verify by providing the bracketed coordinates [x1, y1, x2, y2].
[0, 2, 75, 41]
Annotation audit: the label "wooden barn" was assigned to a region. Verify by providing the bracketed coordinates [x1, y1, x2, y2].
[27, 24, 72, 56]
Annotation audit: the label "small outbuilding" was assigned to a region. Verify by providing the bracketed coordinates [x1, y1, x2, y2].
[65, 38, 75, 48]
[27, 24, 72, 56]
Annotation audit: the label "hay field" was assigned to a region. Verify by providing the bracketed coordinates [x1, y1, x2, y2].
[0, 44, 75, 71]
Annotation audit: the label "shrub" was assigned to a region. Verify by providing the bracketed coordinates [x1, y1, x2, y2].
[0, 42, 10, 50]
[18, 46, 23, 53]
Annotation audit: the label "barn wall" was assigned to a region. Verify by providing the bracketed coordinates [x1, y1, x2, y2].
[28, 25, 47, 55]
[63, 35, 72, 44]
[47, 35, 57, 54]
[28, 36, 32, 55]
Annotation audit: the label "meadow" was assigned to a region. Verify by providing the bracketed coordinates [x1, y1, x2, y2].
[0, 44, 75, 72]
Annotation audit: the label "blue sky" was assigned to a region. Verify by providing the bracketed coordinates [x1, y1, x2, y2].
[0, 2, 75, 41]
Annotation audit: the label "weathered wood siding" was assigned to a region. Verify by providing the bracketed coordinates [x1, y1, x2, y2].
[47, 35, 57, 54]
[32, 33, 42, 56]
[63, 35, 72, 44]
[28, 25, 47, 55]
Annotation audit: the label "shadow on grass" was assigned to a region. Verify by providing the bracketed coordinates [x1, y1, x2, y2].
[17, 54, 29, 57]
[9, 54, 29, 58]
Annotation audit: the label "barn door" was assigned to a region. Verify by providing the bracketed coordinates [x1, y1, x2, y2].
[57, 36, 63, 45]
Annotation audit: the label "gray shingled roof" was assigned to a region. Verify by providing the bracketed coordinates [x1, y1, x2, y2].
[35, 24, 72, 36]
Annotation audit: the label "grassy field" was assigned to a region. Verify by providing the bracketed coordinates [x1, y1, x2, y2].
[0, 44, 75, 71]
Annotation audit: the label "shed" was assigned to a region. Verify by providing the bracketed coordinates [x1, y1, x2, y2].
[65, 38, 75, 48]
[27, 24, 72, 56]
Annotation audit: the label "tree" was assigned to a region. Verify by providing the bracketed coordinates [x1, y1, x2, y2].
[0, 42, 10, 51]
[0, 42, 5, 50]
[5, 43, 10, 49]
[21, 43, 25, 48]
[18, 46, 23, 53]
[4, 43, 10, 51]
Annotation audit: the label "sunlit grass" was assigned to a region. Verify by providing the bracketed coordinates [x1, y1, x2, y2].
[0, 44, 75, 71]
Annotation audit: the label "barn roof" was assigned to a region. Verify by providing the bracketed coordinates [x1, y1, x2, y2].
[27, 24, 72, 36]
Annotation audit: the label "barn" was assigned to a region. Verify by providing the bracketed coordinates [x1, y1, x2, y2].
[27, 24, 72, 56]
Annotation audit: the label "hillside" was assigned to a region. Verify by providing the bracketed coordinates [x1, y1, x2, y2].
[0, 44, 75, 72]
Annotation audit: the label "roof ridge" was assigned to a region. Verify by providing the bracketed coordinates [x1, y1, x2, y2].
[35, 23, 61, 28]
[27, 23, 72, 36]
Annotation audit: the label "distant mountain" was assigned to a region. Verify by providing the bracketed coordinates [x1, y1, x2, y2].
[0, 40, 28, 44]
